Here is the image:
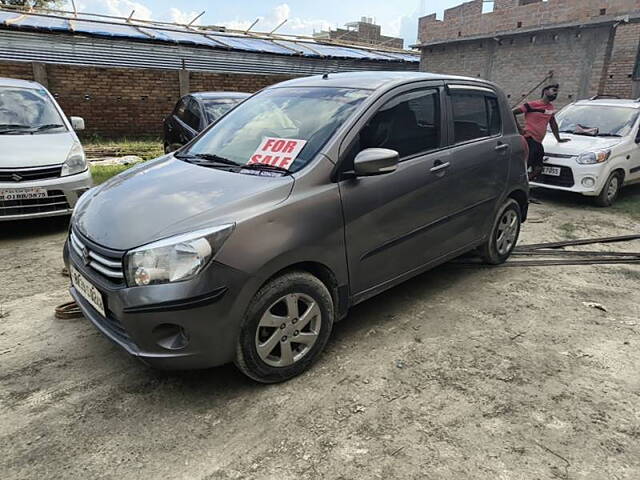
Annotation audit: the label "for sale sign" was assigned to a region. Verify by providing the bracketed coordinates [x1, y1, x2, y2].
[249, 137, 307, 170]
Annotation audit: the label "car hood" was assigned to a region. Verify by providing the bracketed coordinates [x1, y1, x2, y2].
[542, 134, 622, 156]
[0, 132, 75, 168]
[74, 156, 295, 250]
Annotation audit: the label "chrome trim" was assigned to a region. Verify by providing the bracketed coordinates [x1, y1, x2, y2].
[70, 232, 124, 280]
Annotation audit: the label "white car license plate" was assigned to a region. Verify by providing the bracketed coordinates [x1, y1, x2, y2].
[543, 166, 561, 177]
[0, 187, 47, 201]
[70, 266, 106, 317]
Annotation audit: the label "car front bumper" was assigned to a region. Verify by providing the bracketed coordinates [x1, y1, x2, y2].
[0, 169, 92, 221]
[64, 235, 253, 370]
[530, 157, 605, 196]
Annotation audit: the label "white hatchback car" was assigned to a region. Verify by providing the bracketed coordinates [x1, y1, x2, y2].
[531, 97, 640, 206]
[0, 77, 92, 221]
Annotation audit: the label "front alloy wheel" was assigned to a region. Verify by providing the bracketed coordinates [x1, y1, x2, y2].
[235, 271, 334, 383]
[255, 293, 321, 367]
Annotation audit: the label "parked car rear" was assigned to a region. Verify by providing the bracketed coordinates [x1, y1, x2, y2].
[0, 77, 91, 221]
[66, 72, 528, 383]
[163, 92, 250, 153]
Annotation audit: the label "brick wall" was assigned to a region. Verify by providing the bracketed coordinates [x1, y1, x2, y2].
[0, 61, 297, 136]
[419, 0, 640, 44]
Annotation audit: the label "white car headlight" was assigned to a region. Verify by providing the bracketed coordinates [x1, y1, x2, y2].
[61, 142, 88, 176]
[124, 224, 235, 287]
[576, 150, 611, 165]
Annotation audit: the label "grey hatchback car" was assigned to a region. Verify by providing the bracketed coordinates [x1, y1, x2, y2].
[64, 72, 528, 383]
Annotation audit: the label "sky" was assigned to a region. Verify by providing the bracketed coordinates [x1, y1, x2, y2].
[60, 0, 468, 48]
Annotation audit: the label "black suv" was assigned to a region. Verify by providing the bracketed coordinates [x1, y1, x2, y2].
[163, 92, 250, 153]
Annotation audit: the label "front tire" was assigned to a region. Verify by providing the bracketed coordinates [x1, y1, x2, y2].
[594, 171, 622, 207]
[479, 198, 522, 265]
[235, 271, 334, 383]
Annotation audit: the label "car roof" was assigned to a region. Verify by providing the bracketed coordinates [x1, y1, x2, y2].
[191, 92, 251, 100]
[573, 98, 640, 109]
[269, 71, 494, 91]
[0, 77, 45, 89]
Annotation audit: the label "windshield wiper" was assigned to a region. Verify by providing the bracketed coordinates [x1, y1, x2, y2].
[241, 163, 291, 174]
[596, 133, 622, 137]
[0, 124, 31, 134]
[34, 123, 65, 132]
[174, 152, 241, 169]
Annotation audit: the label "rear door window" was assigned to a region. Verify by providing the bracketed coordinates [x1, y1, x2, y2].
[450, 90, 501, 143]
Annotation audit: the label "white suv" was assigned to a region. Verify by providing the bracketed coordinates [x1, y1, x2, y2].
[0, 77, 92, 221]
[531, 97, 640, 206]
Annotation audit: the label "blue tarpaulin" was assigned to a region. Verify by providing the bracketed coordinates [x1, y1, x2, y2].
[0, 9, 419, 63]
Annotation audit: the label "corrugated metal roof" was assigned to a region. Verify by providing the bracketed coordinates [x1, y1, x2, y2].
[0, 9, 419, 63]
[0, 30, 418, 76]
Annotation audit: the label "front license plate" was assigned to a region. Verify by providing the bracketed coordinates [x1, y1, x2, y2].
[71, 266, 106, 317]
[543, 166, 561, 176]
[0, 187, 47, 201]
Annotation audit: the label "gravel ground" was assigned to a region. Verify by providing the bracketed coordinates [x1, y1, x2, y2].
[1, 189, 639, 480]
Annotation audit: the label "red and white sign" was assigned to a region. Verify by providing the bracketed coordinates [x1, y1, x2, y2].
[248, 137, 307, 170]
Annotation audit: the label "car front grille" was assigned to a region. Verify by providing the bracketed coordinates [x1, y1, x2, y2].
[69, 231, 125, 284]
[0, 189, 70, 217]
[538, 164, 575, 187]
[0, 165, 62, 182]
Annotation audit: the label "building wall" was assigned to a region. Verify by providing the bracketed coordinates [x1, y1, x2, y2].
[418, 0, 640, 105]
[419, 0, 640, 44]
[0, 61, 296, 137]
[421, 26, 614, 107]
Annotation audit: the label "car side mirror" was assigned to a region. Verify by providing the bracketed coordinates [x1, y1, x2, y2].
[70, 116, 85, 131]
[353, 148, 399, 177]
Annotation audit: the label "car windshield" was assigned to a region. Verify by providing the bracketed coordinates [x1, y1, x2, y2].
[0, 86, 66, 134]
[554, 105, 639, 137]
[183, 87, 370, 172]
[202, 98, 244, 123]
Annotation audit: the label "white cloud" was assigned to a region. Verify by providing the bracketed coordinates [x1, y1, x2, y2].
[169, 8, 202, 26]
[71, 0, 153, 21]
[219, 3, 332, 36]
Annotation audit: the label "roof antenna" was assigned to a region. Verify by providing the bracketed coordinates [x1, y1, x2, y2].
[126, 10, 135, 23]
[322, 73, 329, 79]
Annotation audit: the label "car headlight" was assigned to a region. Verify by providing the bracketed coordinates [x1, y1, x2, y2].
[61, 142, 87, 176]
[576, 150, 611, 165]
[124, 224, 235, 287]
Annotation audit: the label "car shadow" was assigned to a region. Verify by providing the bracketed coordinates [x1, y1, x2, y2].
[132, 261, 474, 396]
[0, 215, 70, 240]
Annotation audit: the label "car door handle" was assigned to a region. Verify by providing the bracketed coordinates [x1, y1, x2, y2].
[495, 143, 509, 152]
[430, 161, 451, 173]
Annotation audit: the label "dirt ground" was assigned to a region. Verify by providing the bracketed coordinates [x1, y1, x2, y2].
[1, 188, 639, 480]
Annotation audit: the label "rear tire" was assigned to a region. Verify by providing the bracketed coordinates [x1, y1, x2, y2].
[594, 171, 622, 207]
[234, 271, 334, 383]
[479, 198, 522, 265]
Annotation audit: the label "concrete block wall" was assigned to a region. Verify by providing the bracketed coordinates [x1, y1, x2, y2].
[419, 0, 640, 44]
[0, 61, 296, 136]
[420, 25, 613, 107]
[601, 22, 640, 98]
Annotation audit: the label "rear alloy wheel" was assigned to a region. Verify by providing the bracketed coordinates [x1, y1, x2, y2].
[595, 172, 622, 207]
[235, 271, 334, 383]
[479, 198, 522, 265]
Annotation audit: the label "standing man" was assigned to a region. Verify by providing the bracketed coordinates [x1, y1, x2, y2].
[513, 83, 570, 181]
